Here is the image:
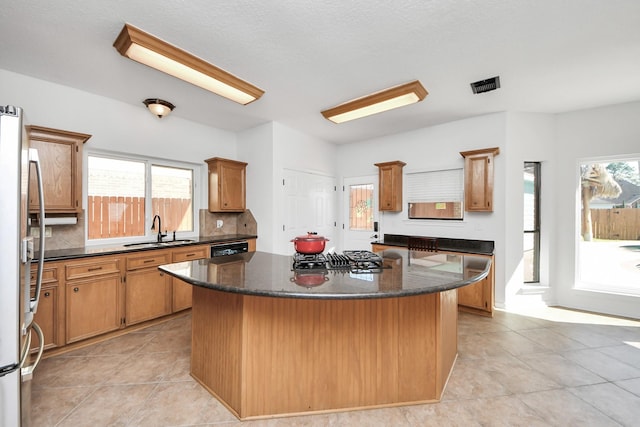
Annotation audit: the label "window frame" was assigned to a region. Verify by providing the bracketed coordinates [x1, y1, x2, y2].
[84, 150, 200, 246]
[406, 167, 464, 221]
[524, 162, 541, 283]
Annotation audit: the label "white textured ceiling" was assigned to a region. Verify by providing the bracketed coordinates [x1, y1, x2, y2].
[2, 1, 640, 144]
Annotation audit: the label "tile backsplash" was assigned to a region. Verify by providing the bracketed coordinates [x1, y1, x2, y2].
[32, 212, 85, 251]
[34, 209, 258, 251]
[199, 209, 257, 236]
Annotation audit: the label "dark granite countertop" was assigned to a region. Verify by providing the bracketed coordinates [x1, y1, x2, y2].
[36, 234, 258, 262]
[159, 249, 491, 300]
[373, 234, 494, 255]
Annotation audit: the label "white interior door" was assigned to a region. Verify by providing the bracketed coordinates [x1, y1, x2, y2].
[343, 175, 378, 250]
[282, 169, 336, 254]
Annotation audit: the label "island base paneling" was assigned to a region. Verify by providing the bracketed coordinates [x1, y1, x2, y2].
[191, 287, 458, 420]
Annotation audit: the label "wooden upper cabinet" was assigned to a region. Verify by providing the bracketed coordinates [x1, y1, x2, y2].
[205, 157, 247, 212]
[460, 147, 499, 212]
[27, 125, 91, 214]
[375, 161, 406, 212]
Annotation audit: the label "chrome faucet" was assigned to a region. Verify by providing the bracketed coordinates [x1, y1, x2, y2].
[151, 215, 167, 242]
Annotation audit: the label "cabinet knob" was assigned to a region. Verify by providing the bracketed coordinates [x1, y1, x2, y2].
[44, 291, 50, 297]
[73, 287, 79, 293]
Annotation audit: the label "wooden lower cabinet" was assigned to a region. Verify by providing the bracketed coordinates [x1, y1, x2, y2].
[171, 245, 209, 312]
[125, 268, 172, 325]
[125, 250, 172, 326]
[32, 285, 58, 351]
[64, 256, 122, 344]
[459, 267, 488, 309]
[372, 243, 495, 316]
[30, 262, 64, 352]
[66, 270, 122, 344]
[458, 256, 494, 317]
[40, 242, 255, 352]
[172, 279, 193, 313]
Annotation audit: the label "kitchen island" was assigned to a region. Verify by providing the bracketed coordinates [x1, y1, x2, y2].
[159, 249, 491, 420]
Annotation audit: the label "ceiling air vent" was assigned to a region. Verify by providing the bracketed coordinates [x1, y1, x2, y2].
[470, 76, 500, 94]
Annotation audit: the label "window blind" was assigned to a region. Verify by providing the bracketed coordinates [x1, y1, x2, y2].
[406, 168, 463, 203]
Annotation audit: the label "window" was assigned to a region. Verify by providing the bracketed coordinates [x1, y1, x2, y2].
[87, 154, 195, 241]
[406, 169, 463, 220]
[151, 165, 193, 232]
[577, 158, 640, 295]
[349, 184, 374, 230]
[524, 162, 540, 283]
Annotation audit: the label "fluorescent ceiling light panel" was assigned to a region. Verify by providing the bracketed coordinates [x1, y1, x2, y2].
[114, 24, 264, 105]
[321, 80, 428, 123]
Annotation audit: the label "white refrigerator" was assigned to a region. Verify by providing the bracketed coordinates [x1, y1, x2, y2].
[0, 105, 46, 426]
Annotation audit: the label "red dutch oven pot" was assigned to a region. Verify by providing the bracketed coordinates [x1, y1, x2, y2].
[291, 232, 329, 254]
[290, 272, 330, 287]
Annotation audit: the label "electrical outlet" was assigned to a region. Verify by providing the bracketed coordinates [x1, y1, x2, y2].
[216, 220, 223, 228]
[45, 227, 52, 237]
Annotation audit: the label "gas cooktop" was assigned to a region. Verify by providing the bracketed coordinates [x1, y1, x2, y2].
[292, 250, 385, 273]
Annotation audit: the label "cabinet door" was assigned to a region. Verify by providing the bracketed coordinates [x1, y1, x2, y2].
[375, 161, 405, 212]
[460, 147, 499, 212]
[378, 165, 396, 210]
[458, 266, 492, 314]
[172, 279, 192, 312]
[31, 263, 64, 351]
[171, 245, 208, 312]
[27, 125, 90, 214]
[206, 157, 247, 212]
[66, 273, 121, 343]
[31, 286, 57, 351]
[219, 161, 246, 211]
[125, 268, 172, 325]
[457, 276, 486, 310]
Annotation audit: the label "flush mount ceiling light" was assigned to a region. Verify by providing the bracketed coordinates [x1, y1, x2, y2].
[143, 98, 175, 118]
[114, 23, 264, 105]
[321, 80, 428, 124]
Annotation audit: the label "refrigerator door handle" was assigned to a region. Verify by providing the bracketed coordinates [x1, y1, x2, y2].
[28, 148, 45, 316]
[21, 322, 43, 382]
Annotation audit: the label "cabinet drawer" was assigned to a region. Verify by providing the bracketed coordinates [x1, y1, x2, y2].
[30, 265, 58, 283]
[172, 246, 208, 262]
[126, 251, 171, 270]
[65, 258, 120, 281]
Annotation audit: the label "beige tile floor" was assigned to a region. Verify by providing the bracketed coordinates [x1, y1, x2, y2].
[31, 303, 640, 426]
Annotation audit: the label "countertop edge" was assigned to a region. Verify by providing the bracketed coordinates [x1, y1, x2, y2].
[37, 234, 258, 262]
[159, 252, 492, 300]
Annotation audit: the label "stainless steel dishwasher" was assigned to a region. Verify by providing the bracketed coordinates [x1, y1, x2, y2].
[210, 241, 249, 257]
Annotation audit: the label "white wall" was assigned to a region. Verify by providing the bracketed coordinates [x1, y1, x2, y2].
[238, 122, 275, 252]
[554, 101, 640, 318]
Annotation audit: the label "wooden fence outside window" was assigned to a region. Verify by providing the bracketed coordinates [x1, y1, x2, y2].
[87, 196, 192, 239]
[590, 208, 640, 240]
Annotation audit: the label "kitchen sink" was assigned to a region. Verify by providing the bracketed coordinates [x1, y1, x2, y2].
[161, 239, 195, 245]
[123, 239, 194, 248]
[123, 241, 162, 248]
